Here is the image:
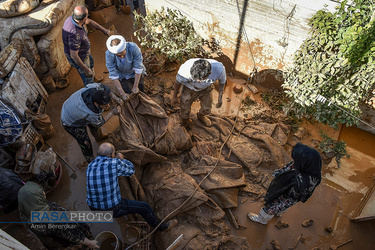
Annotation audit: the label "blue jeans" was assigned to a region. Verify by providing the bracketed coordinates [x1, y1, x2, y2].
[91, 198, 161, 228]
[66, 54, 94, 86]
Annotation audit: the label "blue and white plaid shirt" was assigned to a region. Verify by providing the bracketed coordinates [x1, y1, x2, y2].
[86, 155, 135, 209]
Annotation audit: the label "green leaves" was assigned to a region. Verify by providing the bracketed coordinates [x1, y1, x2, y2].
[283, 0, 375, 128]
[133, 8, 219, 63]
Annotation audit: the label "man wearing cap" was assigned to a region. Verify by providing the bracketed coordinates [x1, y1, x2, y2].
[171, 58, 226, 128]
[62, 5, 111, 86]
[61, 83, 122, 163]
[105, 35, 146, 102]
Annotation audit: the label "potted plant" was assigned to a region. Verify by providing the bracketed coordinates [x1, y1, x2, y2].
[318, 130, 350, 167]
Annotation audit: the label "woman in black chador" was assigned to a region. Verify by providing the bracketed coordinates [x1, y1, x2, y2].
[248, 143, 322, 224]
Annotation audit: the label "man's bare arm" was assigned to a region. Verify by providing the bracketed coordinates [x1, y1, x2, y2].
[86, 18, 110, 36]
[70, 50, 92, 77]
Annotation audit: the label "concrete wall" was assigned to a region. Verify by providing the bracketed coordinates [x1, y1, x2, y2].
[144, 0, 338, 76]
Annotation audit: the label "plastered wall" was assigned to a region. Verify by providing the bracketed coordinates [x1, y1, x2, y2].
[144, 0, 338, 76]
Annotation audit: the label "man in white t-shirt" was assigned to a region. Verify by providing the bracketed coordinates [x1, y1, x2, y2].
[171, 58, 226, 128]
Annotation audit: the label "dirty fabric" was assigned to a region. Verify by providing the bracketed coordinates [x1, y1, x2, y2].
[186, 155, 246, 208]
[142, 161, 209, 219]
[192, 115, 292, 171]
[154, 199, 249, 249]
[25, 109, 54, 140]
[113, 92, 192, 161]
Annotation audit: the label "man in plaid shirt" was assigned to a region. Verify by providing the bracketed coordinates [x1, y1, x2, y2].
[86, 143, 177, 231]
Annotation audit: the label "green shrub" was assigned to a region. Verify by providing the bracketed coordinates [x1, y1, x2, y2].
[134, 7, 217, 62]
[282, 0, 375, 129]
[318, 130, 350, 167]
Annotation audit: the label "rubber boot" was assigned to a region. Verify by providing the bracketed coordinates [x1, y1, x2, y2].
[247, 207, 274, 225]
[197, 113, 212, 127]
[182, 118, 192, 128]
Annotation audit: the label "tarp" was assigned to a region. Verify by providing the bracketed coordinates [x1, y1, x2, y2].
[187, 156, 246, 209]
[111, 92, 192, 167]
[142, 161, 209, 219]
[112, 92, 295, 249]
[191, 115, 292, 171]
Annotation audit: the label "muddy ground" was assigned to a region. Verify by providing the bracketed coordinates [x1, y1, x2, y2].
[2, 6, 375, 250]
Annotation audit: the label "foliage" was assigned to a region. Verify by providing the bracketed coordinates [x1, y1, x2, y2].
[282, 0, 375, 129]
[318, 130, 350, 167]
[133, 8, 221, 62]
[261, 89, 289, 111]
[260, 90, 300, 131]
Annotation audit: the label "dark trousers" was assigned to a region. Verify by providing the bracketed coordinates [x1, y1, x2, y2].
[91, 198, 160, 228]
[66, 54, 94, 86]
[120, 76, 144, 94]
[133, 0, 139, 9]
[63, 125, 101, 162]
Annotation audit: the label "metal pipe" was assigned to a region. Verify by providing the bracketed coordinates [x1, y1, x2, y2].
[166, 234, 184, 250]
[45, 141, 76, 172]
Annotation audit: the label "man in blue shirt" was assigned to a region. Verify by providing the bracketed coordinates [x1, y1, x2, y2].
[87, 143, 177, 231]
[171, 58, 226, 128]
[105, 35, 146, 102]
[62, 5, 111, 85]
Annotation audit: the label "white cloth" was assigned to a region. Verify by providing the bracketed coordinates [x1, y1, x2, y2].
[106, 35, 126, 54]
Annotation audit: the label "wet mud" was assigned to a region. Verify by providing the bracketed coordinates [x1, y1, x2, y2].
[2, 6, 375, 250]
